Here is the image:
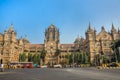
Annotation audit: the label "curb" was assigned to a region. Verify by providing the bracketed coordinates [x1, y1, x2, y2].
[97, 66, 120, 69]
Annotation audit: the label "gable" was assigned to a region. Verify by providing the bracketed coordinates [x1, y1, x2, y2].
[96, 31, 112, 41]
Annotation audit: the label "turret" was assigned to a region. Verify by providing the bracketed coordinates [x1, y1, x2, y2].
[86, 23, 95, 41]
[111, 23, 117, 34]
[18, 37, 24, 46]
[45, 24, 59, 42]
[101, 26, 105, 31]
[111, 24, 119, 40]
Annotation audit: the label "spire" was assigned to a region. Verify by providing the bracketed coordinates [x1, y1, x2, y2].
[111, 23, 117, 33]
[49, 24, 55, 28]
[88, 22, 91, 30]
[8, 24, 14, 32]
[101, 26, 105, 31]
[94, 27, 96, 32]
[87, 22, 93, 32]
[112, 23, 115, 30]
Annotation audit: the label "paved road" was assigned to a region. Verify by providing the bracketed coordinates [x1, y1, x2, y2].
[0, 68, 120, 80]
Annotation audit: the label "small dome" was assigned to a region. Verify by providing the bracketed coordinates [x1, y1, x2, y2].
[76, 37, 81, 41]
[8, 24, 14, 32]
[22, 36, 30, 44]
[49, 24, 56, 29]
[74, 37, 81, 43]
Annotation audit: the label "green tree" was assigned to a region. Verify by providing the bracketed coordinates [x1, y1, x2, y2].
[40, 48, 46, 64]
[55, 49, 61, 56]
[81, 52, 88, 64]
[37, 54, 40, 65]
[32, 54, 41, 65]
[28, 53, 32, 62]
[103, 56, 109, 64]
[19, 53, 27, 62]
[111, 39, 120, 62]
[68, 53, 73, 64]
[77, 52, 82, 64]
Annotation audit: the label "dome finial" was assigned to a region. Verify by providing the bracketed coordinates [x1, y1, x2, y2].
[101, 26, 105, 31]
[8, 24, 14, 32]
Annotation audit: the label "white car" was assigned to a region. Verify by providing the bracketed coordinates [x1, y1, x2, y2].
[40, 65, 48, 68]
[53, 64, 62, 68]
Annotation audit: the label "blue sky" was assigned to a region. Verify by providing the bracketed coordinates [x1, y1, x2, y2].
[0, 0, 120, 43]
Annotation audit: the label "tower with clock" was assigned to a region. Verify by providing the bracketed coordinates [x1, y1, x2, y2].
[44, 24, 60, 65]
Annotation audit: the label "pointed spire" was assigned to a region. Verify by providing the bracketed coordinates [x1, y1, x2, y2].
[112, 23, 116, 30]
[101, 26, 105, 31]
[9, 23, 14, 32]
[10, 23, 14, 28]
[87, 22, 93, 32]
[94, 27, 96, 32]
[111, 23, 117, 33]
[50, 24, 55, 28]
[88, 22, 91, 30]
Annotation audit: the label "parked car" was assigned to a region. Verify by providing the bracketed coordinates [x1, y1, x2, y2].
[53, 64, 62, 68]
[107, 62, 119, 67]
[40, 65, 48, 68]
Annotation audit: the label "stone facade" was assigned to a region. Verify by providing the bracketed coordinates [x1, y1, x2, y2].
[0, 23, 120, 65]
[23, 24, 76, 65]
[0, 24, 29, 64]
[81, 23, 120, 64]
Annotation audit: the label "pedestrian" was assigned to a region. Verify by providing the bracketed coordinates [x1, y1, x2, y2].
[1, 64, 4, 72]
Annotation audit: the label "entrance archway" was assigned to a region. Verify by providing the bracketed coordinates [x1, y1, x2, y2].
[0, 59, 2, 64]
